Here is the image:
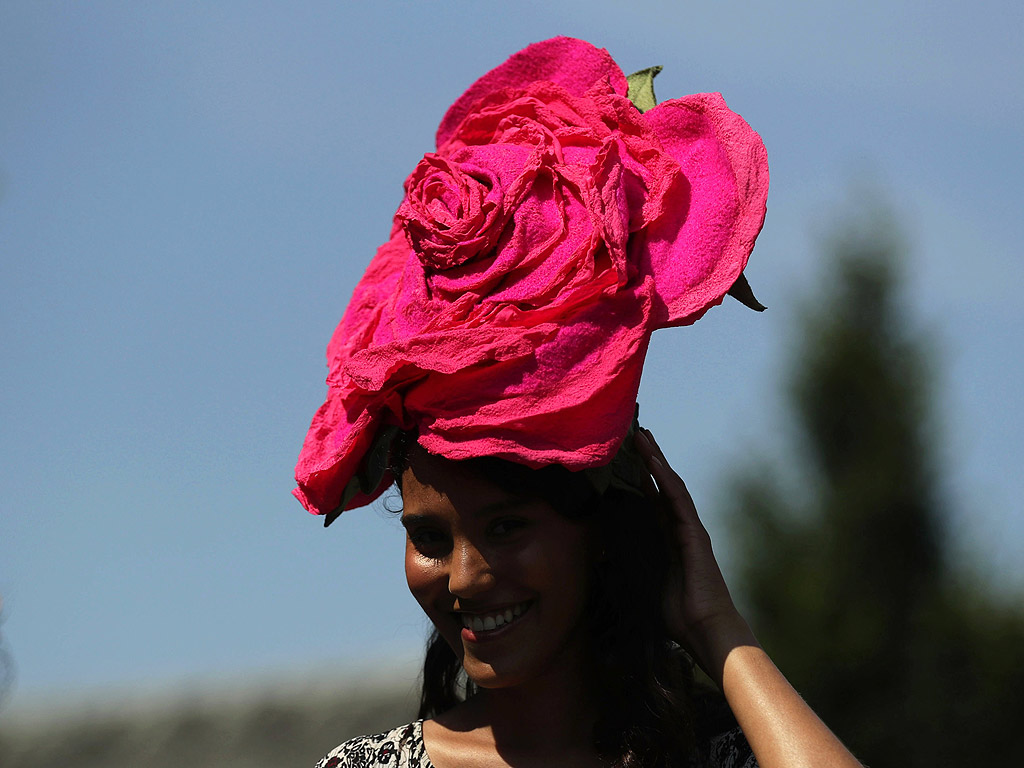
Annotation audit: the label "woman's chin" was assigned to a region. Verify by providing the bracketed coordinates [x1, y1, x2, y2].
[461, 660, 528, 690]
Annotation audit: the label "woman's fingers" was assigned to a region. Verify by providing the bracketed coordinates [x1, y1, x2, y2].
[634, 426, 738, 656]
[630, 431, 662, 500]
[635, 427, 703, 533]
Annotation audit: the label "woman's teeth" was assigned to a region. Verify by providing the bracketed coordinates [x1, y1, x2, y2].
[461, 602, 527, 632]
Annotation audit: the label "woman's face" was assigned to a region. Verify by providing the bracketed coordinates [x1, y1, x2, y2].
[401, 446, 594, 690]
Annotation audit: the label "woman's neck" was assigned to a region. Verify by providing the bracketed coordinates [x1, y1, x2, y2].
[428, 647, 603, 765]
[477, 665, 599, 751]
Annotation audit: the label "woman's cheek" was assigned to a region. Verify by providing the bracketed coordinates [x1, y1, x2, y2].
[404, 547, 439, 607]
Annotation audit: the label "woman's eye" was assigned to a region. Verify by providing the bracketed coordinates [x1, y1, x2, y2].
[408, 528, 448, 554]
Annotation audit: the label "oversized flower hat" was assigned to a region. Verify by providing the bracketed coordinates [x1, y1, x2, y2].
[295, 37, 769, 524]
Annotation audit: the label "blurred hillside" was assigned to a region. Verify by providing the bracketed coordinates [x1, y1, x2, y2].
[0, 672, 416, 768]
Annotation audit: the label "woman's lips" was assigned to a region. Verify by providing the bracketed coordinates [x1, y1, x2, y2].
[459, 600, 532, 643]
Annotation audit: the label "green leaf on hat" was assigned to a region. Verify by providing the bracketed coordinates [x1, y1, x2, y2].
[626, 66, 662, 113]
[728, 271, 767, 312]
[582, 413, 650, 500]
[584, 462, 613, 496]
[325, 423, 400, 527]
[363, 423, 400, 490]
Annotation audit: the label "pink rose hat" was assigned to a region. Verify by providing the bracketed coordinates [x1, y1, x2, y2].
[294, 36, 769, 523]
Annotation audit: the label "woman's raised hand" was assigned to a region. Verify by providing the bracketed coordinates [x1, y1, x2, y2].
[634, 427, 865, 768]
[633, 427, 754, 683]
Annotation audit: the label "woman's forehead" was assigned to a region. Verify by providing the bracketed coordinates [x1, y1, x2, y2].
[400, 446, 562, 520]
[402, 444, 470, 489]
[402, 447, 506, 508]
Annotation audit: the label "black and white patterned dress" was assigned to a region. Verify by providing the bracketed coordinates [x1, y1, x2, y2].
[315, 719, 757, 767]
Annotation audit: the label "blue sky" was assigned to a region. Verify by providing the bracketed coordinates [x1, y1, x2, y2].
[1, 1, 1021, 704]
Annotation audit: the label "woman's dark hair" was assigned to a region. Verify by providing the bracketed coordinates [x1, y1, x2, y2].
[389, 430, 726, 768]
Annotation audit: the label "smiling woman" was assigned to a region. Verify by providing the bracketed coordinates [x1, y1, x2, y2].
[297, 37, 864, 768]
[391, 436, 710, 767]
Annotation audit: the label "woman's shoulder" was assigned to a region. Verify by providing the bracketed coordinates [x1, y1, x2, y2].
[315, 721, 431, 768]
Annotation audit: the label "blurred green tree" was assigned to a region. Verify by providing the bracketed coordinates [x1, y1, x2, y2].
[725, 206, 1024, 767]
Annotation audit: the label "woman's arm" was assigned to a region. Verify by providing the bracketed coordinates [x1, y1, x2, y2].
[635, 428, 864, 768]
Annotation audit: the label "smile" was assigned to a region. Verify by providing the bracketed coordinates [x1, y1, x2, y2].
[459, 601, 530, 633]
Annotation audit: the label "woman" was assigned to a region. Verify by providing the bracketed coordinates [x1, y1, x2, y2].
[296, 37, 863, 768]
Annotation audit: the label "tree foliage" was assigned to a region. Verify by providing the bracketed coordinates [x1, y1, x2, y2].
[726, 209, 1024, 766]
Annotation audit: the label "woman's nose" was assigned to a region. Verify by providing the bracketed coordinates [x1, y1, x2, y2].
[447, 539, 495, 597]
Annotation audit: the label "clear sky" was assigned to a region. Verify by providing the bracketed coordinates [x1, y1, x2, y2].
[1, 1, 1021, 705]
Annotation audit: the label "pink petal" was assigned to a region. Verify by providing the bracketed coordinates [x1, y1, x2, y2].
[293, 390, 380, 515]
[639, 92, 769, 326]
[436, 37, 628, 149]
[407, 291, 650, 468]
